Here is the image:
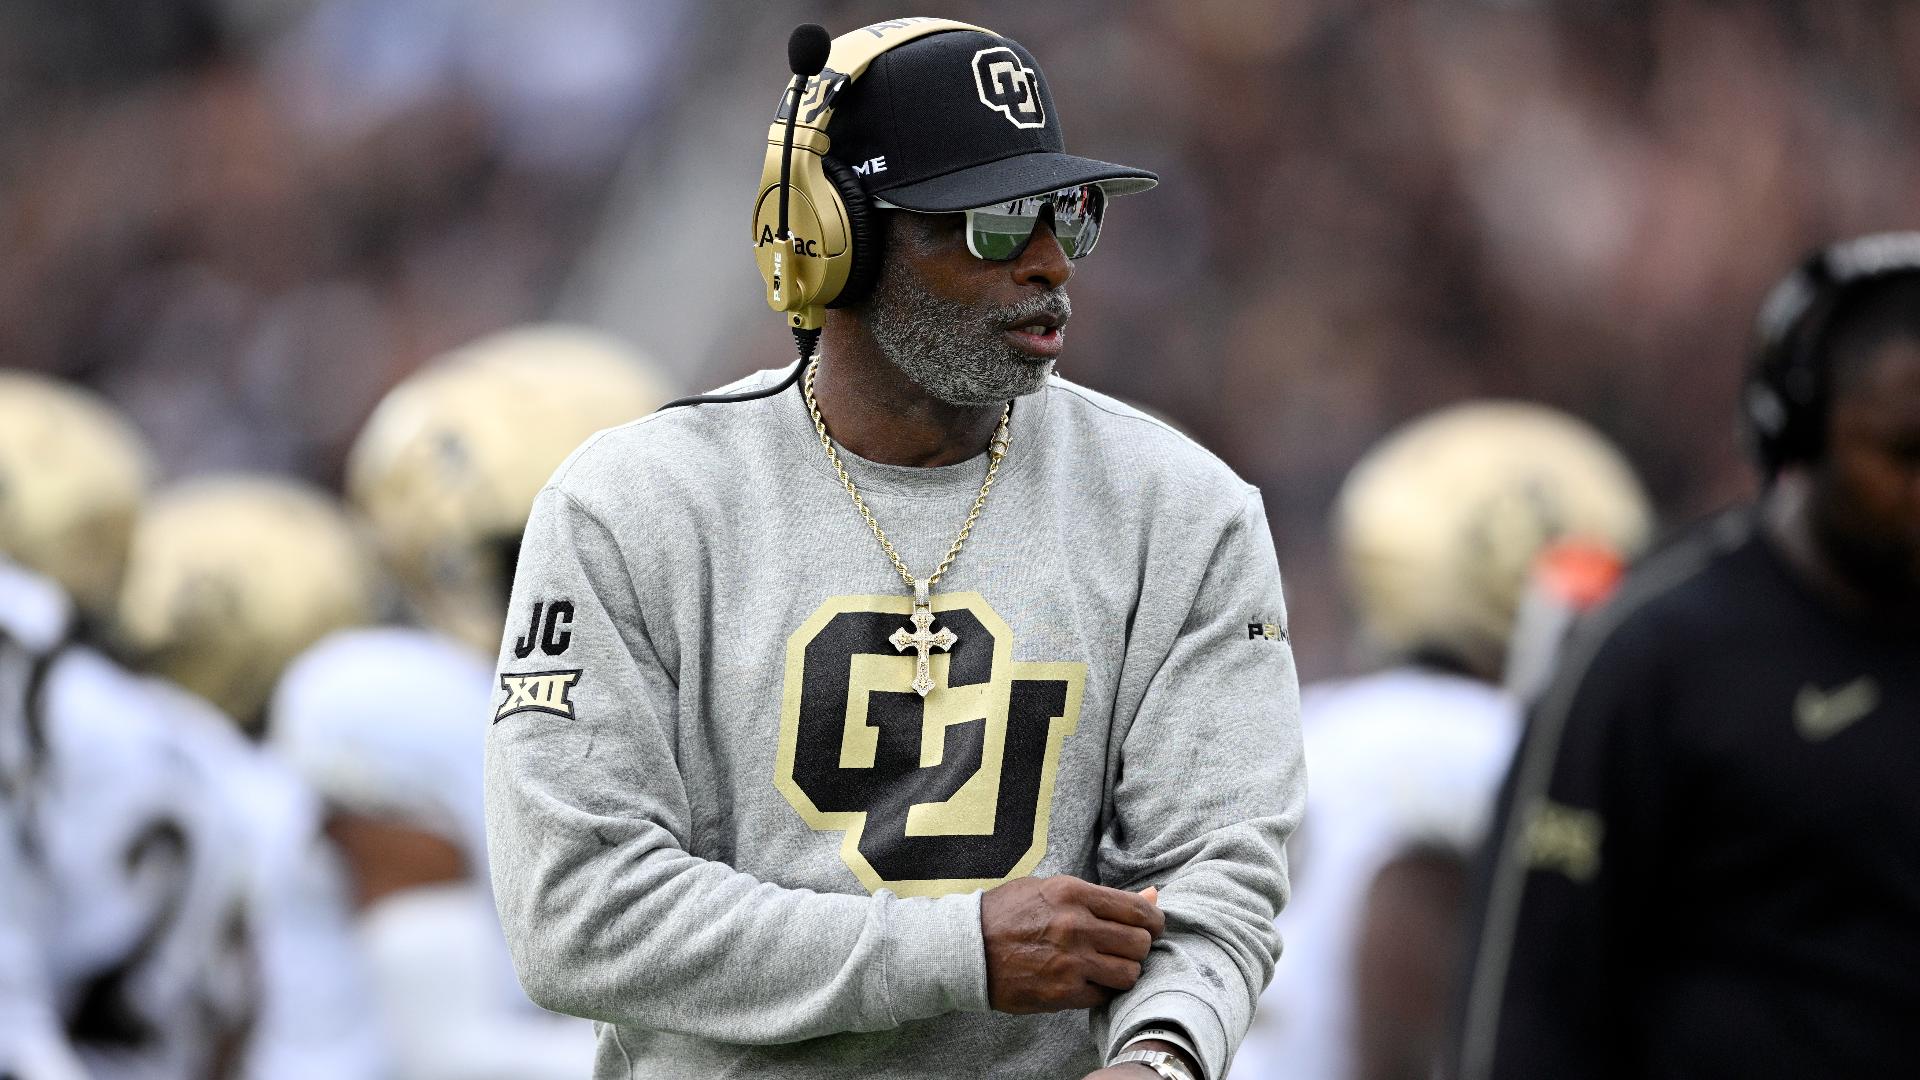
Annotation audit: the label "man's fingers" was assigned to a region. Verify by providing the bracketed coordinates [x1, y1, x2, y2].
[1083, 952, 1144, 992]
[1078, 882, 1165, 935]
[1084, 919, 1154, 962]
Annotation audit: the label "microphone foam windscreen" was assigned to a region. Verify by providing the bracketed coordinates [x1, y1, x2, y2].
[788, 24, 831, 77]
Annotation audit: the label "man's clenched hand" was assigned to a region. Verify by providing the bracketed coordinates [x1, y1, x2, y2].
[980, 876, 1163, 1013]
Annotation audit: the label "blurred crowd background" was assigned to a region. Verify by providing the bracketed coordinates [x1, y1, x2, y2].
[4, 0, 1919, 1076]
[8, 0, 1920, 670]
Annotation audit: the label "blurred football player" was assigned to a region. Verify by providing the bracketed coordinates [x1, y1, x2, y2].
[347, 324, 674, 657]
[3, 375, 386, 1079]
[273, 628, 596, 1079]
[0, 801, 88, 1080]
[1231, 402, 1651, 1080]
[1453, 235, 1920, 1078]
[268, 323, 671, 1079]
[0, 372, 153, 630]
[0, 563, 88, 1080]
[112, 473, 392, 1079]
[115, 475, 382, 733]
[0, 376, 259, 1079]
[0, 557, 252, 1080]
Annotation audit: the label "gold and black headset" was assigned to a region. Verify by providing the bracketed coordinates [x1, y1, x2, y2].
[660, 19, 988, 410]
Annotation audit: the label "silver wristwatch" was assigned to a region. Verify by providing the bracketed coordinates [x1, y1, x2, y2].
[1111, 1049, 1197, 1080]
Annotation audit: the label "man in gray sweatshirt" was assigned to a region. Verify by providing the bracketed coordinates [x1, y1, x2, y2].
[485, 19, 1305, 1080]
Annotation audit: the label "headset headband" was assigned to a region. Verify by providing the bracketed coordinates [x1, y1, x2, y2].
[1747, 231, 1920, 474]
[1757, 233, 1920, 358]
[768, 19, 988, 142]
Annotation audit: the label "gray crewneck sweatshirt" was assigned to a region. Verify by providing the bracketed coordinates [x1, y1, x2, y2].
[485, 369, 1305, 1079]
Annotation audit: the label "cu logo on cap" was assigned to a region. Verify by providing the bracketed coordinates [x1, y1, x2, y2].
[971, 47, 1045, 130]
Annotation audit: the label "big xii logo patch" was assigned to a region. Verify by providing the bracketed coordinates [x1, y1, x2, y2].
[496, 669, 580, 722]
[496, 599, 581, 723]
[776, 593, 1084, 898]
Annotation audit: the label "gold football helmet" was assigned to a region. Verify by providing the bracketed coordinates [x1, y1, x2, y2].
[1334, 401, 1653, 680]
[0, 373, 155, 621]
[115, 475, 380, 727]
[346, 325, 673, 655]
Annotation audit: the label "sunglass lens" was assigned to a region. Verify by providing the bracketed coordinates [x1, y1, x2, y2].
[1050, 185, 1104, 259]
[969, 206, 1038, 260]
[967, 185, 1106, 261]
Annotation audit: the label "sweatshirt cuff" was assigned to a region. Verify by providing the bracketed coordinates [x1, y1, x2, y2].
[881, 889, 990, 1021]
[1107, 989, 1229, 1080]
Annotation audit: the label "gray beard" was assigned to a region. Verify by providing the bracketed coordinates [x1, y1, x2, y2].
[863, 256, 1071, 408]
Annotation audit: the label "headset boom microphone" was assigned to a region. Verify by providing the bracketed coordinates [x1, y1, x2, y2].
[770, 24, 830, 363]
[780, 24, 831, 248]
[656, 24, 832, 411]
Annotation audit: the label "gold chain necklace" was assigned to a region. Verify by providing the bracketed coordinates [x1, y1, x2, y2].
[804, 359, 1011, 697]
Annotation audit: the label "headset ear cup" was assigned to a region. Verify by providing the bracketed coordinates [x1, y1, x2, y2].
[1748, 258, 1838, 474]
[1742, 378, 1792, 477]
[822, 156, 883, 308]
[1746, 317, 1804, 476]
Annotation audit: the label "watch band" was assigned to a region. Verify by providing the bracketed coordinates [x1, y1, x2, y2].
[1112, 1049, 1197, 1080]
[1127, 1027, 1190, 1052]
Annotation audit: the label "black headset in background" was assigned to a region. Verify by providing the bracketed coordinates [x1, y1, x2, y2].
[1745, 231, 1920, 476]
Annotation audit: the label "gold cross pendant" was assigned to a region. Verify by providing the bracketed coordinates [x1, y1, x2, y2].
[889, 579, 957, 697]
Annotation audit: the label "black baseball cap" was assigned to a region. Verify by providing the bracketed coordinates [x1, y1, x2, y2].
[824, 29, 1157, 213]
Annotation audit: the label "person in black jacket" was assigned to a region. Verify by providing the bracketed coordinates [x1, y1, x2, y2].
[1452, 232, 1920, 1080]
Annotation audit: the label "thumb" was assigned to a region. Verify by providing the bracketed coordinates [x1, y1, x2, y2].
[1140, 885, 1159, 904]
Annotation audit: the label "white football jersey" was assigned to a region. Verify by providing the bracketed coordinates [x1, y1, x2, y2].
[147, 682, 389, 1080]
[1230, 667, 1521, 1080]
[3, 557, 254, 1079]
[272, 627, 595, 1079]
[361, 882, 595, 1080]
[31, 646, 251, 1080]
[0, 799, 87, 1080]
[226, 762, 390, 1080]
[1, 561, 91, 1079]
[0, 558, 70, 796]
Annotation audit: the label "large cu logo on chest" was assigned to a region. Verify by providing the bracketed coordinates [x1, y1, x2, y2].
[776, 593, 1084, 898]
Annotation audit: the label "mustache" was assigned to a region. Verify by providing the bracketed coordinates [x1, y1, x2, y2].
[985, 289, 1071, 327]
